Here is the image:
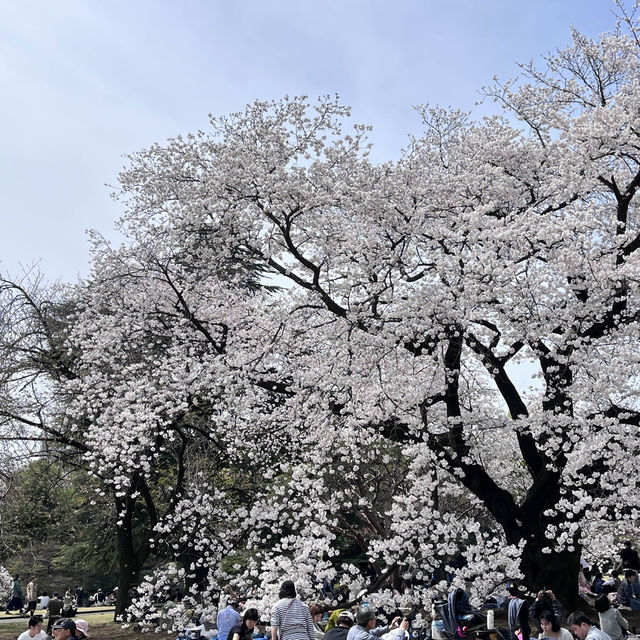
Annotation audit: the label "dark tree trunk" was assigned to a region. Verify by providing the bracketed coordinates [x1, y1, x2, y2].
[115, 537, 141, 619]
[182, 548, 209, 595]
[390, 566, 403, 591]
[113, 494, 146, 621]
[519, 538, 583, 618]
[491, 479, 582, 619]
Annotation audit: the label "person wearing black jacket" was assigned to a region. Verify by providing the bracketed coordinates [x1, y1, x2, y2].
[324, 611, 355, 640]
[616, 570, 640, 610]
[51, 618, 78, 640]
[228, 608, 260, 640]
[619, 542, 640, 571]
[529, 591, 563, 633]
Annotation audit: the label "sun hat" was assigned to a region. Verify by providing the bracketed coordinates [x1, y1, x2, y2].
[75, 619, 90, 638]
[337, 611, 355, 623]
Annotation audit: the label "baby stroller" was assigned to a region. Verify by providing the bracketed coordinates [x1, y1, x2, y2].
[440, 589, 485, 632]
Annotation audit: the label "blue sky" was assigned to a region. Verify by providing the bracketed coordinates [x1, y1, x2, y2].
[0, 0, 619, 282]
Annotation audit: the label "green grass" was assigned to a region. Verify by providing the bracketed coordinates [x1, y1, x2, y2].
[78, 612, 118, 626]
[0, 611, 118, 635]
[0, 621, 27, 634]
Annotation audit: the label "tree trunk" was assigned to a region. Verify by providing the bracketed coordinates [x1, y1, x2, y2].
[115, 555, 140, 618]
[182, 549, 208, 596]
[519, 539, 583, 617]
[113, 494, 146, 621]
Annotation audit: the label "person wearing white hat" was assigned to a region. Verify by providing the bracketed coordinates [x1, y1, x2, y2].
[324, 611, 355, 640]
[75, 619, 90, 639]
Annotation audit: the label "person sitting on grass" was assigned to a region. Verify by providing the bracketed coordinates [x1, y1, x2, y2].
[228, 608, 260, 640]
[347, 607, 408, 640]
[595, 595, 628, 640]
[75, 619, 90, 640]
[309, 604, 325, 640]
[617, 570, 640, 611]
[568, 611, 612, 640]
[529, 591, 563, 633]
[17, 615, 46, 640]
[538, 610, 572, 640]
[323, 611, 355, 640]
[51, 618, 78, 640]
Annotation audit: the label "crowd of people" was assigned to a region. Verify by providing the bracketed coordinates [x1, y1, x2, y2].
[211, 580, 410, 640]
[17, 573, 637, 640]
[575, 543, 640, 613]
[4, 574, 118, 640]
[510, 588, 633, 640]
[16, 615, 91, 640]
[210, 544, 640, 640]
[4, 575, 117, 617]
[8, 541, 640, 640]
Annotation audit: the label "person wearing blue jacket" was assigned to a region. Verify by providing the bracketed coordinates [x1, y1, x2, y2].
[346, 608, 408, 640]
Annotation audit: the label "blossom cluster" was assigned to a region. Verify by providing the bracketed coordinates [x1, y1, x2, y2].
[4, 8, 640, 632]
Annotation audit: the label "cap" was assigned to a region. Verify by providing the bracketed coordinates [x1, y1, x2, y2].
[52, 619, 77, 634]
[337, 611, 355, 623]
[75, 619, 90, 637]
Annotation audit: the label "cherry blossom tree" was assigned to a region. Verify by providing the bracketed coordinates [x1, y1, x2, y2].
[107, 7, 640, 620]
[0, 565, 12, 603]
[4, 3, 640, 629]
[0, 273, 263, 617]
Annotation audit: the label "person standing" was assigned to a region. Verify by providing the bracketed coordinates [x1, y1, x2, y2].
[217, 600, 244, 640]
[618, 543, 640, 597]
[270, 581, 314, 640]
[619, 542, 640, 571]
[25, 577, 38, 616]
[62, 588, 74, 616]
[46, 592, 63, 633]
[6, 574, 23, 613]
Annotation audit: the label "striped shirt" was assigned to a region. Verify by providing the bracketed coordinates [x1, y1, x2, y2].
[271, 597, 314, 640]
